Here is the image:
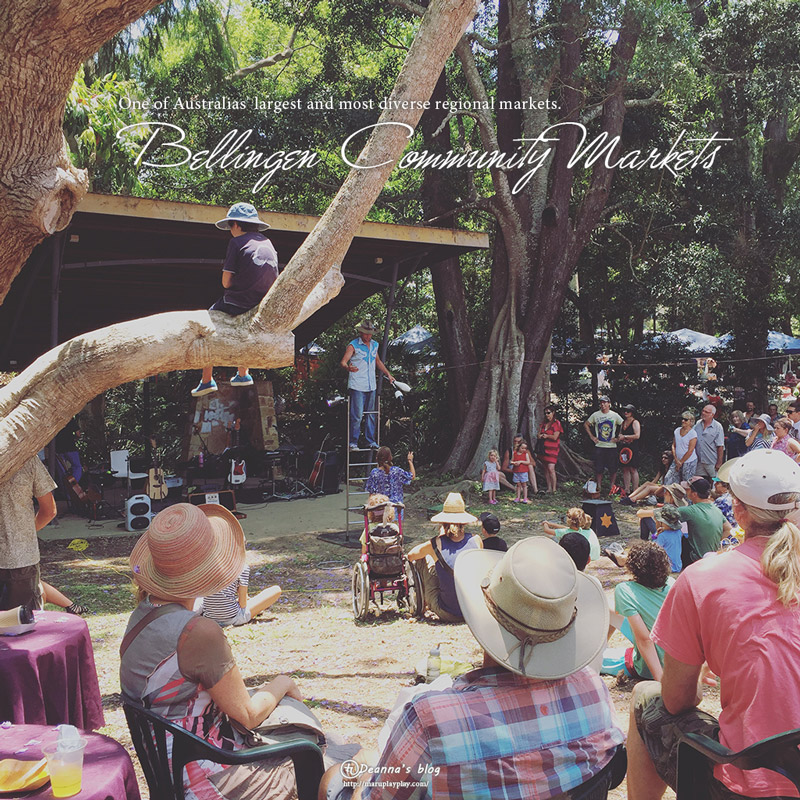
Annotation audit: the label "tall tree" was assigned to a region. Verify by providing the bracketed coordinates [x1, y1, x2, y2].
[0, 0, 478, 484]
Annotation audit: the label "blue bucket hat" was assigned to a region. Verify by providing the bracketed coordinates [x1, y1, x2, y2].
[215, 202, 269, 231]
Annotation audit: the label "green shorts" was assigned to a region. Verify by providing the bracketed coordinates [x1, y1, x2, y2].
[634, 684, 790, 800]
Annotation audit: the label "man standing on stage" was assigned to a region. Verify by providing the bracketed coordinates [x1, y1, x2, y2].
[584, 396, 624, 494]
[0, 455, 57, 610]
[340, 319, 395, 450]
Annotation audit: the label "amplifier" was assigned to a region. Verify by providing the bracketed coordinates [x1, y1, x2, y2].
[189, 489, 237, 512]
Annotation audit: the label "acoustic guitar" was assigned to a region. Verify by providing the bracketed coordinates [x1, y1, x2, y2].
[308, 434, 330, 489]
[146, 437, 168, 501]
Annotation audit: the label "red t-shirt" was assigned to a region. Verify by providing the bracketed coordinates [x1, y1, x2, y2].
[539, 420, 563, 462]
[651, 540, 800, 797]
[512, 450, 531, 472]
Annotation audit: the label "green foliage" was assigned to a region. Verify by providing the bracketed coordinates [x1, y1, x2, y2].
[64, 70, 148, 193]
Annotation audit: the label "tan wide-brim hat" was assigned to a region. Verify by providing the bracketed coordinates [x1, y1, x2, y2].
[430, 492, 477, 525]
[356, 319, 377, 335]
[130, 503, 246, 601]
[455, 537, 608, 679]
[663, 483, 688, 507]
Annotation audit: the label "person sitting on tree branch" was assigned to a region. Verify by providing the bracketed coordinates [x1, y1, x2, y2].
[191, 202, 279, 397]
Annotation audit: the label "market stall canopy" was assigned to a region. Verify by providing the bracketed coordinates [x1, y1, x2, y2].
[390, 325, 437, 355]
[0, 194, 488, 370]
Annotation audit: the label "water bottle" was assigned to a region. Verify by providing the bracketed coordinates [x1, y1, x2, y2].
[198, 451, 204, 468]
[425, 644, 441, 683]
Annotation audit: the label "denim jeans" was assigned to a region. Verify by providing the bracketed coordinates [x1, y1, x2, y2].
[349, 390, 377, 446]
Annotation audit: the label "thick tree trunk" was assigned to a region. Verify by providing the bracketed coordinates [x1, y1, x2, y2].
[0, 0, 167, 304]
[0, 0, 479, 484]
[422, 74, 478, 430]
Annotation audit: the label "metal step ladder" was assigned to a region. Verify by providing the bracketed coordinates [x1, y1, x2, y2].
[344, 396, 380, 540]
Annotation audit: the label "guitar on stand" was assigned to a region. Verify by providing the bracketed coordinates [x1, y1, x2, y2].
[308, 434, 330, 493]
[226, 419, 247, 487]
[146, 437, 168, 502]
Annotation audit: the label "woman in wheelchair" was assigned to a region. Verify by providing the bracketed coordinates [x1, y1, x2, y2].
[120, 503, 303, 800]
[406, 492, 483, 623]
[360, 494, 400, 558]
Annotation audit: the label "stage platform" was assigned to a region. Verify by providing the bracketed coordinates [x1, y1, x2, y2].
[39, 490, 347, 545]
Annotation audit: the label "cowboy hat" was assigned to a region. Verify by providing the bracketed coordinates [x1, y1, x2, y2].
[130, 503, 245, 600]
[356, 319, 377, 335]
[455, 537, 608, 679]
[431, 492, 477, 525]
[215, 201, 270, 231]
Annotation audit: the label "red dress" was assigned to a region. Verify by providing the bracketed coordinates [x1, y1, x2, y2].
[539, 420, 563, 464]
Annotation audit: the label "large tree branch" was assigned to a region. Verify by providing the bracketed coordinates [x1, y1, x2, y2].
[255, 0, 479, 331]
[0, 0, 478, 483]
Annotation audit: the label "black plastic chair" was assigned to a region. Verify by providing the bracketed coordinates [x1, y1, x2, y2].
[676, 728, 800, 799]
[123, 701, 325, 800]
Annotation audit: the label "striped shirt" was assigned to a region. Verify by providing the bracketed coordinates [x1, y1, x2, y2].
[200, 567, 249, 626]
[363, 666, 624, 800]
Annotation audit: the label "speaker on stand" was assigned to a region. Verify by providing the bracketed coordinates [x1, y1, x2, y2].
[126, 494, 153, 532]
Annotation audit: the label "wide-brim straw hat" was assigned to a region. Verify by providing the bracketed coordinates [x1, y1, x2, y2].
[430, 492, 477, 524]
[215, 201, 270, 231]
[356, 319, 377, 335]
[363, 494, 404, 512]
[455, 537, 608, 679]
[130, 503, 245, 600]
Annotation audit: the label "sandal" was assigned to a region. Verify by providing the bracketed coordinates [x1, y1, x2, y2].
[65, 603, 89, 616]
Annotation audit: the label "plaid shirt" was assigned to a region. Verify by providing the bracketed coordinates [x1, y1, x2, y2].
[363, 666, 624, 800]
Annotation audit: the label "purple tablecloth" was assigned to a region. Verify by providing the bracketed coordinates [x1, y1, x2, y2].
[0, 611, 104, 729]
[0, 724, 141, 800]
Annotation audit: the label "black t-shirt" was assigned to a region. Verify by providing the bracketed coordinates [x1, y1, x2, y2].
[222, 232, 278, 309]
[482, 536, 508, 552]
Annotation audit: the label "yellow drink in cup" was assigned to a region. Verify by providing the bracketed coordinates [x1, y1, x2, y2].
[42, 739, 87, 798]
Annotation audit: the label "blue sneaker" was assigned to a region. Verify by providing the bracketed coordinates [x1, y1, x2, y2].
[230, 374, 254, 387]
[366, 441, 379, 449]
[191, 379, 218, 397]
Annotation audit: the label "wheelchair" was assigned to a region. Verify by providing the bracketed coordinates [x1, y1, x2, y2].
[352, 502, 424, 621]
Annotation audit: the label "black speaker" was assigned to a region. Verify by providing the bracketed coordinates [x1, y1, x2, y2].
[317, 451, 339, 494]
[189, 490, 237, 512]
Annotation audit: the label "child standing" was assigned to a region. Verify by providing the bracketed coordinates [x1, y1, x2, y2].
[481, 450, 501, 504]
[511, 442, 533, 503]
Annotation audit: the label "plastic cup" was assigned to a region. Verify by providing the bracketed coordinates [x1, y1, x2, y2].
[42, 739, 87, 798]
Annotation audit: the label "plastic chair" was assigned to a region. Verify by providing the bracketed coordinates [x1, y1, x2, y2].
[124, 701, 325, 800]
[111, 449, 148, 481]
[676, 729, 800, 799]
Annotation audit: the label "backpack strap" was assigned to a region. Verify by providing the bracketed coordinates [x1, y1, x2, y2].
[119, 603, 185, 659]
[429, 536, 454, 575]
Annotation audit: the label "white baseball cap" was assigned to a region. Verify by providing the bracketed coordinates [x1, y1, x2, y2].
[719, 450, 800, 511]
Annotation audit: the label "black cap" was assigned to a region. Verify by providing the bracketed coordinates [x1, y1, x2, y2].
[479, 512, 501, 533]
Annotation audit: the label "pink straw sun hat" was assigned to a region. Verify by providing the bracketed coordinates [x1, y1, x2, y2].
[130, 503, 245, 600]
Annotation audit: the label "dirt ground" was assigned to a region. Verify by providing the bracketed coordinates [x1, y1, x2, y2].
[38, 481, 720, 799]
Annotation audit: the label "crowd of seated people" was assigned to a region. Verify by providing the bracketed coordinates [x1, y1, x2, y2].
[111, 437, 800, 800]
